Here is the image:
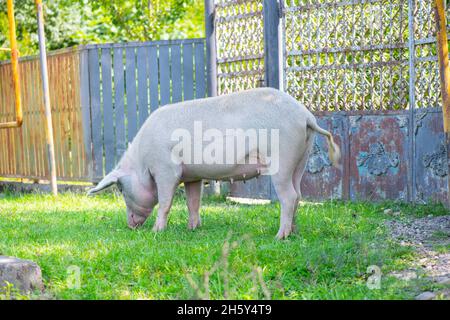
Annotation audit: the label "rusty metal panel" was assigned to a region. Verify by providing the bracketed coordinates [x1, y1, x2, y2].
[300, 115, 346, 201]
[411, 0, 447, 203]
[414, 109, 448, 203]
[349, 113, 409, 201]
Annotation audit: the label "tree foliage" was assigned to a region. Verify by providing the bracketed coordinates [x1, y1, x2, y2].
[0, 0, 204, 59]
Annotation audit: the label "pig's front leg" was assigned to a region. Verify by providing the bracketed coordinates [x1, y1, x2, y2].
[152, 176, 179, 232]
[185, 180, 203, 230]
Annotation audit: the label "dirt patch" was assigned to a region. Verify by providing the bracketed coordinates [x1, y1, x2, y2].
[386, 215, 450, 300]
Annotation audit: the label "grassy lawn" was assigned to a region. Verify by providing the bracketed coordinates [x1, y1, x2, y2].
[0, 190, 446, 300]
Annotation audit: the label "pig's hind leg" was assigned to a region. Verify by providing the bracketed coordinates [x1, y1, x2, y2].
[291, 129, 315, 232]
[272, 166, 299, 240]
[185, 180, 203, 230]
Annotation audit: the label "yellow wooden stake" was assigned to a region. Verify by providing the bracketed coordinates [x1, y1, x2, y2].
[0, 0, 23, 129]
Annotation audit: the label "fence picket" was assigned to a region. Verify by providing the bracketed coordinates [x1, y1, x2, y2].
[126, 47, 138, 142]
[101, 48, 115, 173]
[148, 45, 159, 112]
[88, 48, 103, 180]
[171, 45, 182, 103]
[183, 43, 194, 101]
[159, 45, 171, 106]
[113, 47, 126, 162]
[80, 48, 93, 180]
[195, 42, 206, 99]
[137, 46, 149, 127]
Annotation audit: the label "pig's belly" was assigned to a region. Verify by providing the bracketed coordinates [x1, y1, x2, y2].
[180, 163, 264, 182]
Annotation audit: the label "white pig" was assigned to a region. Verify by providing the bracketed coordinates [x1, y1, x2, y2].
[87, 88, 340, 239]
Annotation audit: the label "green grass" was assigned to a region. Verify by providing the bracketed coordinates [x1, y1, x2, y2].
[0, 191, 446, 300]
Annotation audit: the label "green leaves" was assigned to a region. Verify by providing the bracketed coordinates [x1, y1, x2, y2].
[0, 0, 205, 60]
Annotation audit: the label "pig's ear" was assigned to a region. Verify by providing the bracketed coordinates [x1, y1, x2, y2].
[87, 170, 121, 196]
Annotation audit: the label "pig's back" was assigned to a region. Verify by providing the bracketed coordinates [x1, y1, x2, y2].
[142, 87, 312, 133]
[128, 87, 313, 169]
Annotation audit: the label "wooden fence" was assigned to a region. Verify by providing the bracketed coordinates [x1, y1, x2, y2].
[0, 48, 87, 181]
[0, 39, 207, 182]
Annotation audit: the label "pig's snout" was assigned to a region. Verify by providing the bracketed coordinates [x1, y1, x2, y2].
[127, 210, 148, 229]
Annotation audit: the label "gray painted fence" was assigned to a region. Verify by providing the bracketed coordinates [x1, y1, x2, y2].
[80, 39, 207, 181]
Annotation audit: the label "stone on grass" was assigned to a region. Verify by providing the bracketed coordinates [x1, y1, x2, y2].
[0, 256, 44, 294]
[390, 270, 417, 281]
[437, 277, 450, 285]
[415, 291, 436, 300]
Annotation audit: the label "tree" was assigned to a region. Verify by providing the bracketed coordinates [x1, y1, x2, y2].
[0, 0, 204, 60]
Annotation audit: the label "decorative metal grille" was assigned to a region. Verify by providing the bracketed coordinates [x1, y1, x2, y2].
[214, 0, 447, 111]
[215, 0, 265, 95]
[282, 0, 410, 111]
[413, 0, 441, 109]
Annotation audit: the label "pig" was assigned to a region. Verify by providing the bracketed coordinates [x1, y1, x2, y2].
[87, 88, 340, 239]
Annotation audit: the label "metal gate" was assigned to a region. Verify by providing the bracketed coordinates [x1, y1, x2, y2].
[208, 0, 449, 203]
[214, 0, 265, 94]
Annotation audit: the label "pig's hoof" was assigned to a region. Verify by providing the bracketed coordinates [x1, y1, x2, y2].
[275, 227, 292, 240]
[188, 219, 201, 230]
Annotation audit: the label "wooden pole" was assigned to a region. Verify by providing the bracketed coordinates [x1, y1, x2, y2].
[205, 0, 217, 98]
[434, 0, 450, 206]
[408, 0, 416, 202]
[263, 0, 280, 89]
[205, 0, 220, 195]
[36, 0, 57, 196]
